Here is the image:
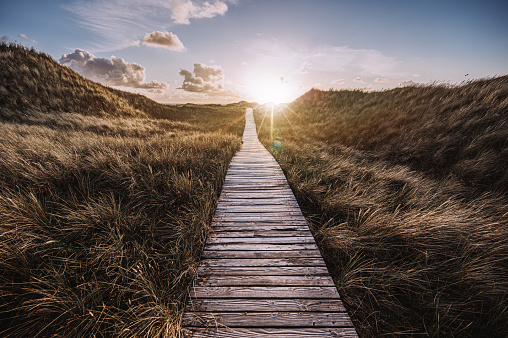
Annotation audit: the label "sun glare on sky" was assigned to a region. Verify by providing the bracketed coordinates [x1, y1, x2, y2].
[245, 73, 300, 104]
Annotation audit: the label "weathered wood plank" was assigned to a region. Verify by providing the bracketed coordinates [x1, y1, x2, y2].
[212, 231, 313, 237]
[201, 251, 323, 259]
[200, 258, 326, 267]
[186, 298, 346, 312]
[204, 243, 319, 251]
[213, 216, 307, 222]
[181, 312, 353, 327]
[189, 286, 341, 299]
[215, 206, 302, 211]
[207, 237, 315, 244]
[213, 220, 308, 226]
[196, 266, 329, 276]
[182, 327, 358, 338]
[194, 275, 335, 287]
[214, 211, 303, 217]
[211, 227, 310, 233]
[217, 202, 300, 208]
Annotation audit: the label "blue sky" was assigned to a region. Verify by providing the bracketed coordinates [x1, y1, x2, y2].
[2, 0, 507, 103]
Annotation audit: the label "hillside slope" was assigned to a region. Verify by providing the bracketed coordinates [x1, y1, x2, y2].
[289, 78, 508, 194]
[0, 43, 252, 131]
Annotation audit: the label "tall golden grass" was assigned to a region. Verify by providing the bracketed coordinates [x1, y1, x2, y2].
[254, 78, 508, 337]
[0, 43, 247, 336]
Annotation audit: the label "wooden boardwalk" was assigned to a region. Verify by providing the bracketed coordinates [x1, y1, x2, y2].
[181, 108, 358, 337]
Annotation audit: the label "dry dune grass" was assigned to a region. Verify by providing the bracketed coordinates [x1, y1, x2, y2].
[254, 77, 508, 337]
[0, 43, 247, 337]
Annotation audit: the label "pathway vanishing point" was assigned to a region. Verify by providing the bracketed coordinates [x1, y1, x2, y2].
[181, 108, 358, 337]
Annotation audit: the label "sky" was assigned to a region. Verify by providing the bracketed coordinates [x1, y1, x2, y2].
[1, 0, 507, 104]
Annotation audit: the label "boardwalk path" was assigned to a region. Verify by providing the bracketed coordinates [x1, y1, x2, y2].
[182, 108, 358, 337]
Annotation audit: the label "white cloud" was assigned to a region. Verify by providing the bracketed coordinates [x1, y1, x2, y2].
[248, 39, 400, 78]
[59, 49, 167, 89]
[18, 34, 28, 40]
[399, 80, 418, 87]
[306, 46, 399, 76]
[64, 0, 232, 50]
[374, 78, 390, 83]
[353, 77, 363, 82]
[142, 31, 185, 51]
[178, 63, 224, 93]
[332, 79, 345, 84]
[168, 0, 228, 25]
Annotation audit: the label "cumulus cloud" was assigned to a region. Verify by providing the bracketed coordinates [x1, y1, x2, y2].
[399, 80, 418, 87]
[353, 77, 363, 82]
[332, 79, 345, 84]
[59, 49, 167, 89]
[18, 34, 29, 40]
[374, 78, 390, 83]
[141, 31, 185, 50]
[168, 0, 228, 25]
[178, 63, 224, 93]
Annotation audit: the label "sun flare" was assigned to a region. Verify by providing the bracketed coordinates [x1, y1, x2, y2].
[245, 74, 300, 104]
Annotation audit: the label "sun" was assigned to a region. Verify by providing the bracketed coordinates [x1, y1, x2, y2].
[245, 74, 298, 104]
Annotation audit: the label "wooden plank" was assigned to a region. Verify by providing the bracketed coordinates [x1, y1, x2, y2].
[182, 327, 358, 338]
[181, 312, 353, 327]
[212, 231, 312, 237]
[213, 216, 307, 222]
[214, 211, 303, 217]
[215, 205, 300, 210]
[186, 298, 346, 312]
[222, 185, 289, 190]
[219, 196, 295, 201]
[196, 266, 329, 276]
[194, 275, 335, 287]
[199, 258, 326, 267]
[211, 227, 310, 233]
[207, 237, 315, 244]
[201, 251, 323, 259]
[211, 224, 310, 229]
[189, 286, 341, 299]
[217, 201, 300, 207]
[204, 243, 319, 251]
[213, 219, 307, 224]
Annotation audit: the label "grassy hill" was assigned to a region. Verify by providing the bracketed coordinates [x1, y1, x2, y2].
[288, 78, 508, 194]
[254, 79, 508, 337]
[0, 43, 247, 337]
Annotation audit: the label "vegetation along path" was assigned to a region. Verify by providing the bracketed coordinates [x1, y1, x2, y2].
[181, 108, 358, 337]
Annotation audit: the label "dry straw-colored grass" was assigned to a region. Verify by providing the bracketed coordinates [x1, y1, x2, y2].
[254, 77, 508, 337]
[0, 43, 248, 337]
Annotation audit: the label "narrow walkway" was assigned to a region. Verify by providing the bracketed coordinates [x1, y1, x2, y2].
[182, 108, 358, 337]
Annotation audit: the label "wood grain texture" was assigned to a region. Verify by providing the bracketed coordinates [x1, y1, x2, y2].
[186, 298, 346, 312]
[182, 108, 357, 336]
[182, 327, 358, 338]
[181, 312, 353, 327]
[196, 266, 330, 276]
